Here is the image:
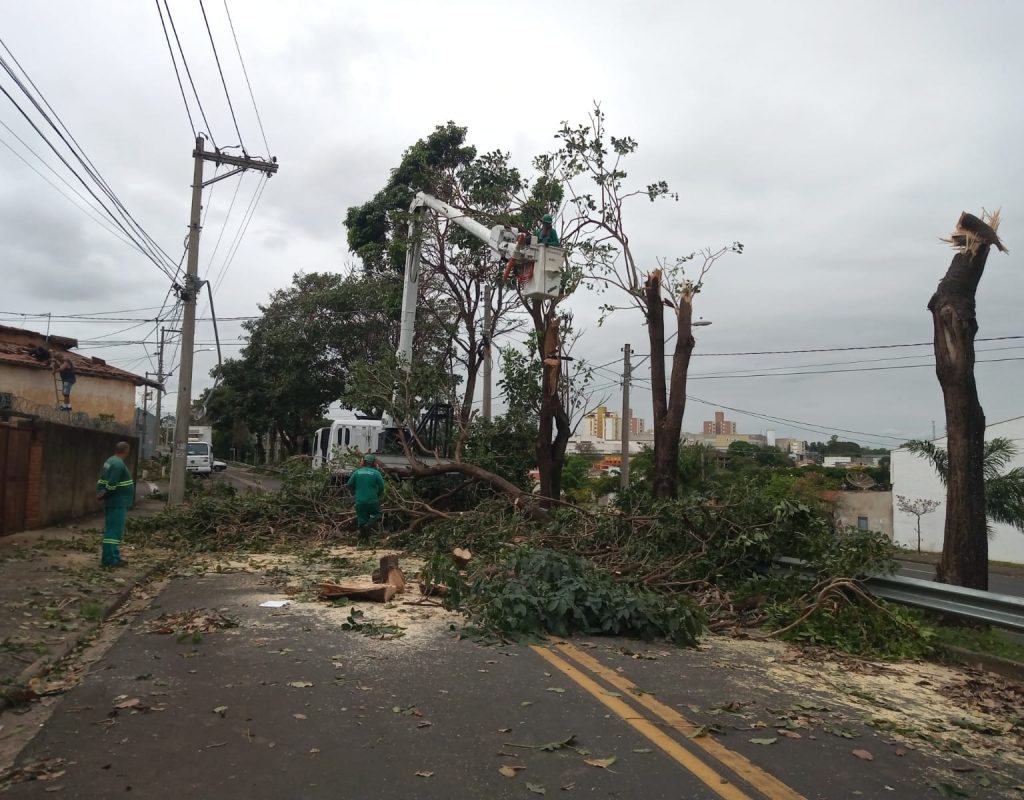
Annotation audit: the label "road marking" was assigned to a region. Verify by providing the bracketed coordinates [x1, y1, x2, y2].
[531, 645, 753, 800]
[551, 641, 807, 800]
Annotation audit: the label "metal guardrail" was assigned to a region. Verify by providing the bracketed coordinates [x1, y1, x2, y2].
[776, 556, 1024, 633]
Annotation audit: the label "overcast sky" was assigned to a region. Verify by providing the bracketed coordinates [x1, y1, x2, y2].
[2, 0, 1022, 449]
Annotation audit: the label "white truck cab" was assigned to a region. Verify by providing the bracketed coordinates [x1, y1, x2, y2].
[186, 441, 213, 475]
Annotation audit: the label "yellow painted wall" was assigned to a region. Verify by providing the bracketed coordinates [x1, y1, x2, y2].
[0, 364, 137, 426]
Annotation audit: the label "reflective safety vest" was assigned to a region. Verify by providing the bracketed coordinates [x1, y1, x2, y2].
[97, 456, 134, 508]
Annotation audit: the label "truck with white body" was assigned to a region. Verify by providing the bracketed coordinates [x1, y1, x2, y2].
[186, 426, 214, 475]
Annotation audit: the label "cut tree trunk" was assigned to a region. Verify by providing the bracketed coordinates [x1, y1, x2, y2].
[646, 271, 696, 499]
[317, 582, 398, 603]
[929, 211, 1006, 590]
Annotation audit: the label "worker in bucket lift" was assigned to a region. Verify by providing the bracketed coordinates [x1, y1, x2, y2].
[534, 213, 560, 246]
[347, 454, 385, 540]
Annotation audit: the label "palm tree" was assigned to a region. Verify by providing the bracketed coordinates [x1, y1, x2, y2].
[903, 437, 1024, 532]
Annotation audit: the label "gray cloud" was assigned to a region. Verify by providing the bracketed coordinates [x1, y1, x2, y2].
[0, 0, 1021, 445]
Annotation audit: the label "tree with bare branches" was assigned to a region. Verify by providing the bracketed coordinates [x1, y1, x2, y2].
[545, 105, 742, 498]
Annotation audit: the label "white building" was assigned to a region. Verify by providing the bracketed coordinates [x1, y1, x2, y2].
[890, 415, 1024, 564]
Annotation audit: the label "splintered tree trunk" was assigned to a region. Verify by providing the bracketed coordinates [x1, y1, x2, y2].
[929, 212, 1006, 589]
[646, 271, 696, 499]
[533, 312, 564, 507]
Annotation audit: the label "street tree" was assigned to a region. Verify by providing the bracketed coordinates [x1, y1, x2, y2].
[545, 104, 741, 499]
[925, 211, 1008, 588]
[895, 495, 941, 553]
[345, 123, 529, 427]
[206, 271, 400, 456]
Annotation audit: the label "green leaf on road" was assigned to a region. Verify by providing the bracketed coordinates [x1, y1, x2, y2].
[546, 687, 566, 694]
[749, 737, 778, 745]
[527, 783, 546, 795]
[506, 734, 577, 752]
[212, 706, 228, 717]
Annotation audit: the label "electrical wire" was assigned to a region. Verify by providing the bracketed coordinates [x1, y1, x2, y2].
[223, 0, 270, 154]
[199, 0, 245, 154]
[155, 0, 196, 137]
[0, 42, 180, 279]
[213, 173, 268, 294]
[0, 39, 180, 272]
[0, 121, 151, 254]
[162, 0, 217, 148]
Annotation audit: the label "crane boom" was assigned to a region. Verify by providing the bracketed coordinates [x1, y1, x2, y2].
[396, 192, 562, 371]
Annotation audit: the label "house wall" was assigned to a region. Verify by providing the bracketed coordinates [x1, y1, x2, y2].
[835, 491, 893, 539]
[890, 416, 1024, 563]
[18, 421, 137, 531]
[0, 363, 136, 425]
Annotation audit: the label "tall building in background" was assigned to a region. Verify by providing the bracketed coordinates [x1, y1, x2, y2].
[703, 410, 737, 435]
[629, 408, 645, 435]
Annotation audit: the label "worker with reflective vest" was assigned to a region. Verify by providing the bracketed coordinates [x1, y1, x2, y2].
[347, 454, 385, 538]
[96, 441, 134, 567]
[534, 213, 560, 246]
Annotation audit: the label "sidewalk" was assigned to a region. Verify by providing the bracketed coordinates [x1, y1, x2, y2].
[0, 497, 166, 705]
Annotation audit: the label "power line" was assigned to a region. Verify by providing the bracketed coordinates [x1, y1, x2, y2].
[0, 41, 180, 279]
[199, 0, 245, 154]
[154, 0, 196, 137]
[685, 394, 911, 444]
[223, 0, 270, 154]
[635, 335, 1024, 359]
[213, 173, 268, 294]
[162, 0, 217, 147]
[685, 356, 1024, 381]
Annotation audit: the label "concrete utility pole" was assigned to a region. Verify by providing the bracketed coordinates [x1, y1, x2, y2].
[620, 343, 631, 491]
[482, 284, 492, 421]
[169, 136, 278, 504]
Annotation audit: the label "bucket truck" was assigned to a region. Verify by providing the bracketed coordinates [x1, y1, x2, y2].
[313, 192, 564, 478]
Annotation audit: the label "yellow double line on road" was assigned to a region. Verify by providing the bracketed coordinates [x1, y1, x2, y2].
[531, 640, 806, 800]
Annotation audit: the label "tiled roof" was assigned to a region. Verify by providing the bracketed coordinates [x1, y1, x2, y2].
[0, 327, 159, 388]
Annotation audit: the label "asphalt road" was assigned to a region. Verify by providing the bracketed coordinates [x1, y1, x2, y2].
[212, 464, 284, 493]
[3, 572, 1018, 799]
[897, 561, 1024, 597]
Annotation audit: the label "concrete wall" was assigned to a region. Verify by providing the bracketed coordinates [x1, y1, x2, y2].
[835, 491, 893, 539]
[0, 364, 137, 425]
[890, 416, 1024, 563]
[25, 421, 138, 529]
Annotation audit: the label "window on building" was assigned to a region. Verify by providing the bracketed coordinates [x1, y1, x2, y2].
[857, 516, 869, 531]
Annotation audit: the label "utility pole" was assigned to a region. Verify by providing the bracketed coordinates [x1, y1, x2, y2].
[620, 343, 631, 491]
[482, 285, 492, 421]
[169, 136, 278, 504]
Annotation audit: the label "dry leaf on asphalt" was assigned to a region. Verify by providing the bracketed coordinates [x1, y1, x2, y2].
[287, 681, 314, 688]
[584, 756, 617, 769]
[114, 698, 144, 710]
[526, 783, 546, 795]
[415, 770, 434, 778]
[293, 714, 306, 720]
[212, 706, 228, 717]
[749, 737, 778, 745]
[498, 766, 525, 778]
[852, 749, 874, 761]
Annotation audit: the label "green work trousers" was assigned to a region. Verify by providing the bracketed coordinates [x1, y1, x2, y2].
[355, 501, 382, 528]
[102, 506, 127, 566]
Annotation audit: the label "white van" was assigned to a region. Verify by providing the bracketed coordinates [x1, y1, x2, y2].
[186, 441, 213, 475]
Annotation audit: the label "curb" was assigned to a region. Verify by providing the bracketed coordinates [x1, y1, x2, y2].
[941, 645, 1024, 683]
[0, 566, 161, 714]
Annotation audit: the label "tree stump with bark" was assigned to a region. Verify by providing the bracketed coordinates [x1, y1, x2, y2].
[929, 211, 1007, 589]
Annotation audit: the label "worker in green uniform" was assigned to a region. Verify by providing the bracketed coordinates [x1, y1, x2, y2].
[96, 441, 134, 567]
[534, 213, 560, 246]
[347, 454, 385, 539]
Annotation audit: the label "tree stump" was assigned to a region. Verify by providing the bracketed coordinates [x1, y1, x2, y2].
[929, 211, 1006, 590]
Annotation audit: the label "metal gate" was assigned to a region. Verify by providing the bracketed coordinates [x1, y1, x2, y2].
[0, 425, 31, 535]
